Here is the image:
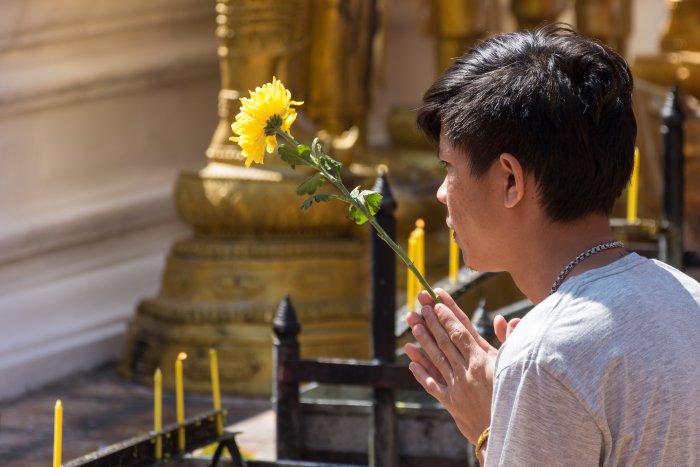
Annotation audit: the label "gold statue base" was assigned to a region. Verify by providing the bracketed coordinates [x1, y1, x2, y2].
[120, 167, 371, 395]
[635, 52, 700, 99]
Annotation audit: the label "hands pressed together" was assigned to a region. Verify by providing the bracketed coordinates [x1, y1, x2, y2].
[404, 288, 520, 444]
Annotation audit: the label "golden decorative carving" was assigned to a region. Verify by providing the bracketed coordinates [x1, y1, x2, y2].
[138, 298, 370, 326]
[157, 239, 368, 303]
[174, 166, 366, 236]
[121, 0, 377, 395]
[207, 0, 311, 165]
[123, 311, 369, 394]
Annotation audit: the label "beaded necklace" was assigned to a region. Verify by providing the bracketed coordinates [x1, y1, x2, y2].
[549, 241, 624, 295]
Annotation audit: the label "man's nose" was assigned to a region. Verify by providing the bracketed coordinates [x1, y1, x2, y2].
[437, 179, 447, 205]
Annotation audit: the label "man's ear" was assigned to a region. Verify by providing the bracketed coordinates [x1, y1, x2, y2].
[498, 153, 525, 209]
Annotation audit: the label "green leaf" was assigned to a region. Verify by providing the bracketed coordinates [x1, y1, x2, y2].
[348, 204, 369, 224]
[296, 173, 325, 196]
[364, 191, 383, 216]
[278, 144, 305, 169]
[297, 145, 312, 162]
[310, 138, 325, 164]
[301, 197, 314, 210]
[347, 187, 383, 225]
[300, 193, 336, 211]
[313, 193, 335, 203]
[320, 155, 342, 173]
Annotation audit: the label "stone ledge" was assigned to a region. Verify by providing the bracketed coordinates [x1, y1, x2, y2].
[0, 0, 212, 51]
[0, 249, 174, 401]
[0, 182, 177, 266]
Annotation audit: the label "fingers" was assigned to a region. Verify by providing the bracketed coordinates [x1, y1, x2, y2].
[433, 289, 494, 352]
[417, 289, 435, 308]
[494, 315, 521, 344]
[422, 304, 471, 372]
[407, 311, 451, 384]
[494, 314, 507, 343]
[406, 310, 423, 329]
[404, 342, 446, 385]
[408, 309, 457, 379]
[407, 361, 447, 402]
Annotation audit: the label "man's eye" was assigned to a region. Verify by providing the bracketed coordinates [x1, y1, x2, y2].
[439, 160, 448, 169]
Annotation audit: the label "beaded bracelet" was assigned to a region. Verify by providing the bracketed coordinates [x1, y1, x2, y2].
[475, 426, 490, 458]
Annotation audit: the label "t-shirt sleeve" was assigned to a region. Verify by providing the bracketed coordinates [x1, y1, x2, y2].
[485, 360, 602, 467]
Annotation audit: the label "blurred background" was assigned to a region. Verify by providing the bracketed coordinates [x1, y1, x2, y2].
[0, 0, 685, 404]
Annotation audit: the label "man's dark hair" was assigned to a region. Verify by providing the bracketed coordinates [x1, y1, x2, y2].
[417, 23, 636, 222]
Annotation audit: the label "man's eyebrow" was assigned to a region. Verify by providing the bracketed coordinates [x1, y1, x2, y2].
[437, 146, 443, 159]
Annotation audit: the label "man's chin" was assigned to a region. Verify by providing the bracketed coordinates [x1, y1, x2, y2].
[464, 258, 502, 274]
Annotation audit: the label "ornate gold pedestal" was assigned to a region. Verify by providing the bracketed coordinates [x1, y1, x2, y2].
[121, 164, 372, 394]
[121, 0, 378, 394]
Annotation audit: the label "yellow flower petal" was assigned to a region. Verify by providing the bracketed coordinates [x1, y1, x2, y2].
[266, 135, 277, 153]
[229, 77, 303, 166]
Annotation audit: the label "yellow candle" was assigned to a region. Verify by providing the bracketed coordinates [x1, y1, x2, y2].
[154, 368, 162, 460]
[209, 349, 223, 435]
[449, 229, 459, 283]
[53, 400, 62, 467]
[626, 147, 640, 222]
[175, 352, 187, 451]
[415, 219, 425, 281]
[406, 232, 417, 312]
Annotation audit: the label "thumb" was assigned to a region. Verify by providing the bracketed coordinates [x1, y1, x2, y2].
[494, 314, 507, 344]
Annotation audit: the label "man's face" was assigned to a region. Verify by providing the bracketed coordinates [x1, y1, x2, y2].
[437, 132, 505, 272]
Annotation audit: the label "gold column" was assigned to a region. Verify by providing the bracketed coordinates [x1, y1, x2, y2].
[511, 0, 568, 31]
[430, 0, 489, 73]
[575, 0, 632, 56]
[306, 0, 377, 158]
[121, 0, 374, 395]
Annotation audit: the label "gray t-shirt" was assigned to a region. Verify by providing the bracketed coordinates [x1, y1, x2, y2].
[486, 253, 700, 466]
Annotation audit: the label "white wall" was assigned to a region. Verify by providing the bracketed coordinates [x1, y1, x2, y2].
[0, 0, 218, 400]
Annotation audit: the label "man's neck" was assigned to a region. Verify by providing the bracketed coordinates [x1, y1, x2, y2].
[508, 213, 623, 304]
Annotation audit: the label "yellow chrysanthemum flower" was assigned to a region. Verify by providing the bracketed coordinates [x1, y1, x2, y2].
[230, 77, 303, 167]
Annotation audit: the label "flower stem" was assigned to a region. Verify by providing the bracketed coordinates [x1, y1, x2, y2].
[276, 130, 440, 304]
[332, 177, 440, 303]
